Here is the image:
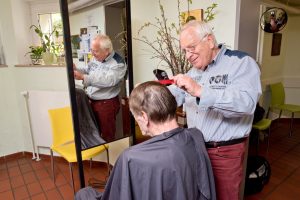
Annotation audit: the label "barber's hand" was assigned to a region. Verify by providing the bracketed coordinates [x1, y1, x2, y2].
[173, 74, 202, 97]
[74, 70, 84, 80]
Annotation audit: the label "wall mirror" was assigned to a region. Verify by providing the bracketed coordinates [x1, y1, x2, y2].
[60, 0, 134, 152]
[260, 7, 288, 33]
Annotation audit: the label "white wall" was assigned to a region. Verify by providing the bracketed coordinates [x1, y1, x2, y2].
[283, 16, 300, 82]
[283, 16, 300, 112]
[10, 0, 32, 64]
[105, 6, 124, 56]
[236, 0, 261, 59]
[0, 0, 24, 156]
[260, 29, 287, 85]
[131, 0, 239, 84]
[69, 5, 105, 35]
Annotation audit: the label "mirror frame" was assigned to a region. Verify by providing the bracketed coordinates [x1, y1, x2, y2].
[59, 0, 134, 188]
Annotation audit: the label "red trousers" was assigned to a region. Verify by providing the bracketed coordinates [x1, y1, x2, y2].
[90, 96, 120, 142]
[207, 139, 248, 200]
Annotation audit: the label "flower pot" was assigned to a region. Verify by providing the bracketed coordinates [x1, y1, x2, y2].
[57, 55, 65, 65]
[42, 52, 57, 65]
[30, 55, 43, 65]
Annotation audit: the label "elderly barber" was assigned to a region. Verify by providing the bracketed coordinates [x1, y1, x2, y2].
[168, 20, 262, 200]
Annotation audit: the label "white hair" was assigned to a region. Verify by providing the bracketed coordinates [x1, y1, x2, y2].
[93, 34, 113, 53]
[181, 20, 218, 46]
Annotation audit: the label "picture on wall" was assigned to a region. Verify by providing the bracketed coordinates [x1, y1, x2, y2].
[181, 9, 203, 24]
[271, 33, 282, 56]
[0, 27, 6, 65]
[71, 34, 80, 58]
[80, 28, 87, 36]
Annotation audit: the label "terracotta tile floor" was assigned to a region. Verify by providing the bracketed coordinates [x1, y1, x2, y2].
[245, 118, 300, 200]
[0, 118, 299, 199]
[0, 153, 108, 200]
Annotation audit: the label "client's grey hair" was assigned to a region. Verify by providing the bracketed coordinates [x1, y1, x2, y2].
[129, 81, 177, 123]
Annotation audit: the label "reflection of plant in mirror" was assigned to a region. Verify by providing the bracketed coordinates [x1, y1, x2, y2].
[30, 20, 63, 57]
[134, 0, 217, 75]
[25, 46, 44, 65]
[115, 8, 127, 59]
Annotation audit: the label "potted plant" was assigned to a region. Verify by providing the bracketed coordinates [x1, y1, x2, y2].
[134, 0, 217, 75]
[25, 45, 44, 65]
[29, 20, 63, 64]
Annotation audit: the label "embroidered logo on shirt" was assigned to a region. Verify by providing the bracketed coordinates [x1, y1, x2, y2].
[88, 62, 99, 70]
[209, 74, 229, 89]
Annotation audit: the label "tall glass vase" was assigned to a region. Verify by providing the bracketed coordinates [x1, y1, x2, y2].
[42, 52, 56, 65]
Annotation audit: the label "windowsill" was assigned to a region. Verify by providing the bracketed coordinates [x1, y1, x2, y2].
[15, 64, 66, 68]
[0, 64, 8, 67]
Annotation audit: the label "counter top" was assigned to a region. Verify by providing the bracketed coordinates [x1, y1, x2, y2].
[15, 64, 66, 68]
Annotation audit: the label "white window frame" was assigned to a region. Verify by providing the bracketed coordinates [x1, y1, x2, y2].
[30, 1, 60, 46]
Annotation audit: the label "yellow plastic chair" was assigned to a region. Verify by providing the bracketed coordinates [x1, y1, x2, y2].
[267, 82, 300, 136]
[252, 118, 272, 154]
[48, 106, 109, 192]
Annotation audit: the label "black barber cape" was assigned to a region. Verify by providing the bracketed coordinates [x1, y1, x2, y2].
[75, 127, 216, 200]
[75, 87, 106, 149]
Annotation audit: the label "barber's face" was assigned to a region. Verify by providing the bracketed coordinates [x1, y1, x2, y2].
[180, 28, 214, 70]
[91, 40, 109, 62]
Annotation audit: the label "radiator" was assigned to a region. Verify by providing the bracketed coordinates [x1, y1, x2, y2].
[21, 90, 70, 160]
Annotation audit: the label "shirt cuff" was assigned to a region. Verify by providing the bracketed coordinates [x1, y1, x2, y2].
[197, 86, 217, 108]
[83, 75, 91, 87]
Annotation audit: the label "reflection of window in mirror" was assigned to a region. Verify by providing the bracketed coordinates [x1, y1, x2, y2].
[28, 1, 65, 65]
[38, 13, 63, 45]
[30, 2, 60, 45]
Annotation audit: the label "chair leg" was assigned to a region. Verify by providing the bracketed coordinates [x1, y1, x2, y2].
[289, 112, 294, 137]
[105, 147, 110, 176]
[279, 110, 282, 119]
[50, 149, 55, 182]
[90, 158, 92, 169]
[69, 163, 75, 194]
[275, 109, 282, 129]
[266, 107, 270, 118]
[256, 131, 260, 155]
[266, 127, 271, 154]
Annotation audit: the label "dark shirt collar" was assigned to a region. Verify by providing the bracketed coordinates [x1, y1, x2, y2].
[102, 50, 115, 63]
[207, 44, 226, 69]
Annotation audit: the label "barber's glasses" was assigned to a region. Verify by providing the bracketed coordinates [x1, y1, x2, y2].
[182, 34, 208, 54]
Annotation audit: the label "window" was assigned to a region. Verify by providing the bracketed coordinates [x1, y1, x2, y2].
[38, 13, 63, 46]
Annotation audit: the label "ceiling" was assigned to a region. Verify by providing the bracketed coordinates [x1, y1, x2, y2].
[275, 0, 300, 8]
[263, 0, 300, 15]
[27, 0, 300, 15]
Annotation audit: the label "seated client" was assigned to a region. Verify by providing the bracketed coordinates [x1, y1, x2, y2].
[75, 81, 216, 200]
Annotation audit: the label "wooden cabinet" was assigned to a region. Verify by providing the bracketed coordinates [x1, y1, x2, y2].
[134, 106, 187, 144]
[176, 106, 187, 127]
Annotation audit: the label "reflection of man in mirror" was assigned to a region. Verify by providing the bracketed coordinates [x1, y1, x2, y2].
[74, 34, 127, 142]
[75, 81, 216, 200]
[264, 11, 279, 33]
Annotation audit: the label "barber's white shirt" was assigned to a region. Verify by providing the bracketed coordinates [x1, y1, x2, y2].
[169, 45, 262, 142]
